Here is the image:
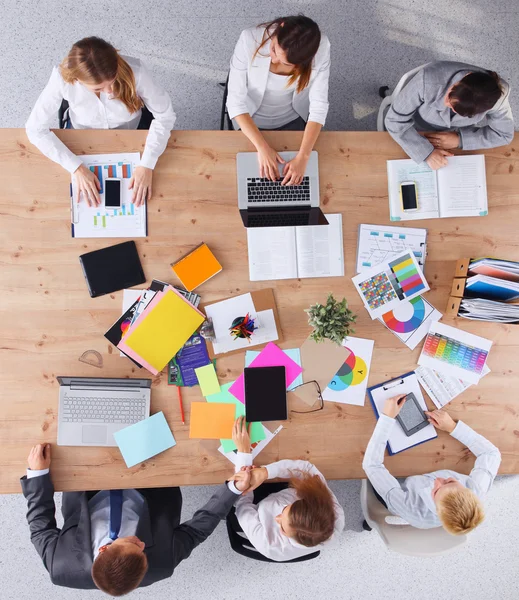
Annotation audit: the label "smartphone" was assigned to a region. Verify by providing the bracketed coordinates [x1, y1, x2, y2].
[400, 181, 418, 211]
[396, 393, 429, 436]
[104, 178, 121, 208]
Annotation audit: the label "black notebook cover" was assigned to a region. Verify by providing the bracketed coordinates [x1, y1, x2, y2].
[244, 366, 287, 422]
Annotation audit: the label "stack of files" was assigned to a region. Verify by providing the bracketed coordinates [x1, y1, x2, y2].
[468, 258, 519, 282]
[458, 297, 519, 323]
[118, 285, 205, 375]
[465, 274, 519, 302]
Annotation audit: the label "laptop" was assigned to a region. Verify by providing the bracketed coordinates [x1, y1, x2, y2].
[57, 377, 151, 447]
[237, 150, 329, 228]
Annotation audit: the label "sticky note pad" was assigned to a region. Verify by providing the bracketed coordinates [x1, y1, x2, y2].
[113, 412, 176, 468]
[195, 364, 221, 396]
[206, 382, 266, 451]
[189, 402, 235, 439]
[171, 243, 222, 292]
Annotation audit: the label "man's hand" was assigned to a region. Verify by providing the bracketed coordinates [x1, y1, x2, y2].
[425, 148, 453, 170]
[232, 468, 252, 493]
[28, 444, 51, 471]
[232, 416, 251, 454]
[425, 409, 457, 433]
[424, 131, 460, 150]
[382, 394, 407, 419]
[230, 466, 269, 494]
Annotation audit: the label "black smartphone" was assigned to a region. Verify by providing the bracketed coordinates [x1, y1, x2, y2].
[396, 392, 429, 436]
[400, 181, 418, 211]
[105, 178, 121, 208]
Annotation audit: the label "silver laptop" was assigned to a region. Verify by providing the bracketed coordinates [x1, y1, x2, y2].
[237, 150, 328, 228]
[57, 377, 151, 447]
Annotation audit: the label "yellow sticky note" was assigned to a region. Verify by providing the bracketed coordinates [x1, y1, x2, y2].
[195, 364, 221, 397]
[189, 403, 235, 439]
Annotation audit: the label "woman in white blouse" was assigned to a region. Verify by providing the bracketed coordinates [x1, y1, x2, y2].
[230, 417, 344, 562]
[227, 16, 331, 185]
[26, 36, 176, 207]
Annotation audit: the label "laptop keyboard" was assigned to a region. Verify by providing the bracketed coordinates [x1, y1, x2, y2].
[246, 212, 310, 227]
[62, 396, 147, 424]
[247, 177, 311, 203]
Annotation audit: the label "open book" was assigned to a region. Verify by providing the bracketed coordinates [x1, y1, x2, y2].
[247, 213, 344, 281]
[387, 155, 488, 221]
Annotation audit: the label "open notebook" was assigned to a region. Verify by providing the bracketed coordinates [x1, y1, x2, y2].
[387, 155, 488, 221]
[247, 213, 344, 281]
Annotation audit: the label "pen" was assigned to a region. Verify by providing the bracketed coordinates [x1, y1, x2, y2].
[177, 386, 185, 425]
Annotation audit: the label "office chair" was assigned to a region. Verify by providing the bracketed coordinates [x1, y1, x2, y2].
[360, 479, 467, 556]
[218, 74, 233, 130]
[226, 482, 320, 563]
[59, 99, 70, 129]
[376, 63, 431, 132]
[58, 101, 154, 130]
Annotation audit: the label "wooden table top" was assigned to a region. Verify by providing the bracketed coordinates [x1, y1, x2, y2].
[1, 128, 518, 494]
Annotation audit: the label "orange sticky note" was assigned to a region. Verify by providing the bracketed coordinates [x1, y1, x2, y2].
[189, 402, 235, 439]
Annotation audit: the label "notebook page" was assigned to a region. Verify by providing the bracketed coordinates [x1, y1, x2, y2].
[437, 155, 488, 218]
[247, 227, 298, 281]
[387, 159, 439, 221]
[295, 213, 344, 278]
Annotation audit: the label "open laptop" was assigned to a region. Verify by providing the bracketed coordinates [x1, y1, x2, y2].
[237, 150, 328, 228]
[57, 377, 151, 447]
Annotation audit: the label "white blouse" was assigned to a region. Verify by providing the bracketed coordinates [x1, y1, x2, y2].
[252, 71, 299, 129]
[25, 55, 176, 174]
[233, 456, 345, 562]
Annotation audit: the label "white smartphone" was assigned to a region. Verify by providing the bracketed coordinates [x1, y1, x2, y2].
[104, 178, 121, 208]
[400, 181, 418, 212]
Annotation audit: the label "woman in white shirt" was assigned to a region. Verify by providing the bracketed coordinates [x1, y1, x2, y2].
[26, 36, 176, 207]
[229, 417, 344, 562]
[227, 16, 331, 185]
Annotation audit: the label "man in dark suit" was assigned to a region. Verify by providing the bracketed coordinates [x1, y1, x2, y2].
[21, 443, 251, 596]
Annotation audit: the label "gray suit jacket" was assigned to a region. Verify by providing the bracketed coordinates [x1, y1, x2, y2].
[21, 473, 238, 590]
[385, 61, 514, 163]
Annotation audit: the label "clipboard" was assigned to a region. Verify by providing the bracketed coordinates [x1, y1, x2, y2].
[367, 371, 437, 455]
[202, 288, 283, 359]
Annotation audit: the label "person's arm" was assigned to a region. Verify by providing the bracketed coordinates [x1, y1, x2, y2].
[232, 416, 254, 473]
[281, 122, 322, 185]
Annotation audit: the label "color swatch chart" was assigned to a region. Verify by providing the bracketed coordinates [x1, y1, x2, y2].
[359, 273, 397, 310]
[422, 332, 488, 375]
[388, 254, 426, 299]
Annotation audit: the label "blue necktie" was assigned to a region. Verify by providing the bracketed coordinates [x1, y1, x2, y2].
[109, 490, 123, 541]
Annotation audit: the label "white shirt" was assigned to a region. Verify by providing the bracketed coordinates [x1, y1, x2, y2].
[25, 55, 176, 174]
[362, 416, 502, 529]
[233, 456, 345, 562]
[252, 71, 299, 129]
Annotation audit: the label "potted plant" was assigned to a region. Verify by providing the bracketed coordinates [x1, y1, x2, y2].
[305, 293, 356, 345]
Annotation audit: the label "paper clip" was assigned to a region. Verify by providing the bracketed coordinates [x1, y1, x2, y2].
[383, 378, 405, 391]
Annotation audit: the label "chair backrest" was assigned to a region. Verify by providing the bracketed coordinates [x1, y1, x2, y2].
[377, 62, 431, 132]
[360, 479, 467, 557]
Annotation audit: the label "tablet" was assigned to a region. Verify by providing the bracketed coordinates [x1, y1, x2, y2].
[244, 366, 287, 422]
[396, 392, 429, 436]
[79, 241, 146, 298]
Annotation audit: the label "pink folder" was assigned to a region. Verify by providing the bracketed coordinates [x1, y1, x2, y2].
[229, 342, 303, 404]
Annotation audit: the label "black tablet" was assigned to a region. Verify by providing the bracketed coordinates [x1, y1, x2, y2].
[396, 393, 429, 436]
[244, 366, 287, 422]
[79, 241, 146, 298]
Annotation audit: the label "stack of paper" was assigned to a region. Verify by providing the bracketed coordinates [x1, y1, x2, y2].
[468, 258, 519, 282]
[458, 297, 519, 323]
[465, 274, 519, 302]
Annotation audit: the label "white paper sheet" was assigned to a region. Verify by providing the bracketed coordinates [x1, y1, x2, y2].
[120, 289, 143, 356]
[387, 159, 439, 221]
[437, 155, 488, 217]
[218, 425, 283, 465]
[247, 227, 298, 281]
[295, 213, 344, 278]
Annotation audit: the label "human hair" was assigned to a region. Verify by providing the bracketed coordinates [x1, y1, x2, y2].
[448, 71, 503, 118]
[91, 545, 148, 596]
[60, 36, 143, 114]
[288, 472, 336, 546]
[254, 15, 321, 93]
[436, 488, 485, 535]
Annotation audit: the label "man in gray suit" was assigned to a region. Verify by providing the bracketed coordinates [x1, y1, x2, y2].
[385, 61, 514, 169]
[21, 443, 251, 596]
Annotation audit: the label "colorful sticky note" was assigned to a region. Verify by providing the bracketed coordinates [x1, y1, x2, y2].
[206, 382, 266, 452]
[194, 364, 221, 396]
[245, 348, 303, 391]
[229, 342, 303, 404]
[189, 402, 235, 439]
[113, 412, 176, 468]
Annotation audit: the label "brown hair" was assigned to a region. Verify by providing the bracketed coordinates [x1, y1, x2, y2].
[449, 71, 503, 118]
[254, 16, 321, 93]
[437, 488, 485, 535]
[60, 36, 143, 114]
[91, 546, 148, 596]
[288, 473, 336, 547]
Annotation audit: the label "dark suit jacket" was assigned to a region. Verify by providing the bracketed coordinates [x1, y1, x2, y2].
[20, 473, 238, 589]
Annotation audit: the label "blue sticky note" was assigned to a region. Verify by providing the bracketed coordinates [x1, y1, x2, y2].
[245, 348, 303, 391]
[113, 412, 176, 468]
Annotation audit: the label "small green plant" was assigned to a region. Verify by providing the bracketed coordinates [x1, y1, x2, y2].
[305, 293, 356, 346]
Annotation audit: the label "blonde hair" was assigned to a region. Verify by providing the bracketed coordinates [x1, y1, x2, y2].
[60, 36, 143, 114]
[437, 488, 485, 535]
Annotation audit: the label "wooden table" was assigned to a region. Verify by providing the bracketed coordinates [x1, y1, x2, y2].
[1, 129, 518, 494]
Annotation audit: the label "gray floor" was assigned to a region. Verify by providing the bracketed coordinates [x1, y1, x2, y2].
[1, 1, 519, 598]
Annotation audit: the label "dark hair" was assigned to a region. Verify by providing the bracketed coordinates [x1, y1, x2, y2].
[448, 71, 503, 118]
[92, 545, 148, 596]
[254, 15, 321, 93]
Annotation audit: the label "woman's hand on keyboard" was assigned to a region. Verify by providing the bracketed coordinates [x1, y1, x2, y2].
[257, 143, 285, 181]
[282, 152, 307, 186]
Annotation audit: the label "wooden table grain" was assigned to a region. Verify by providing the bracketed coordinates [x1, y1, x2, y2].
[1, 129, 518, 493]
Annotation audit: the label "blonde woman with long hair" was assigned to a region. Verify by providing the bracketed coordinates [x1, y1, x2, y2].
[26, 37, 176, 207]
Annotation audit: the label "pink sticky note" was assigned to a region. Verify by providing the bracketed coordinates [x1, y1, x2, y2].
[229, 342, 303, 404]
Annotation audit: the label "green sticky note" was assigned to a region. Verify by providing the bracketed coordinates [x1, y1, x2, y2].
[195, 364, 221, 397]
[206, 382, 265, 452]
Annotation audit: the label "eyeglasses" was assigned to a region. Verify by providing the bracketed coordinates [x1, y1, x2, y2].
[290, 380, 324, 414]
